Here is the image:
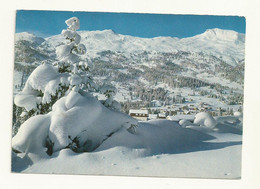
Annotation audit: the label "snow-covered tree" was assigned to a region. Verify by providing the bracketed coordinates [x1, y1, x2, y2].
[54, 17, 99, 92]
[13, 17, 100, 133]
[12, 17, 137, 156]
[100, 84, 121, 111]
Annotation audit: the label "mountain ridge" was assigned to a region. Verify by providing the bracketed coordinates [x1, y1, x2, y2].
[41, 28, 244, 66]
[14, 28, 245, 90]
[15, 28, 245, 64]
[16, 28, 245, 45]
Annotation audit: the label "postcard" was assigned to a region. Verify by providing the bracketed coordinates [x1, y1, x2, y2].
[12, 10, 245, 179]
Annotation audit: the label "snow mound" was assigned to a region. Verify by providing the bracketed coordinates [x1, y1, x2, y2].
[49, 91, 138, 152]
[179, 119, 193, 128]
[194, 112, 217, 129]
[12, 114, 51, 155]
[13, 90, 138, 154]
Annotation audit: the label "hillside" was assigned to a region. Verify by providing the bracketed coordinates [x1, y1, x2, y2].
[13, 28, 245, 115]
[44, 28, 245, 66]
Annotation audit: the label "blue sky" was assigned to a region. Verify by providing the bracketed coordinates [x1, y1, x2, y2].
[16, 10, 246, 38]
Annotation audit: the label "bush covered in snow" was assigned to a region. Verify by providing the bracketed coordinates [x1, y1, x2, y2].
[194, 112, 217, 129]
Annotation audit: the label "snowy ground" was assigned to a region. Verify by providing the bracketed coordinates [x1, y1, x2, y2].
[12, 119, 242, 179]
[11, 67, 243, 179]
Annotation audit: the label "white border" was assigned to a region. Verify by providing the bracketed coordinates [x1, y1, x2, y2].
[1, 0, 260, 188]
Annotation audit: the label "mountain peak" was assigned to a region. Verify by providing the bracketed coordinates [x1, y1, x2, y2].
[15, 32, 45, 45]
[199, 28, 243, 41]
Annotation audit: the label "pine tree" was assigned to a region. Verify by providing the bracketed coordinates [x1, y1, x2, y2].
[13, 17, 117, 135]
[12, 16, 140, 157]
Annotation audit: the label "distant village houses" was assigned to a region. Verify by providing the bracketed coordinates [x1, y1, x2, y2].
[129, 102, 238, 121]
[129, 109, 149, 121]
[158, 112, 167, 119]
[148, 114, 158, 120]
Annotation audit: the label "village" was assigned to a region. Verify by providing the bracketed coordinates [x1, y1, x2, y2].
[117, 84, 243, 122]
[128, 101, 240, 122]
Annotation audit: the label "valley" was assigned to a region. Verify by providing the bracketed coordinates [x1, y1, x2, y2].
[13, 28, 245, 119]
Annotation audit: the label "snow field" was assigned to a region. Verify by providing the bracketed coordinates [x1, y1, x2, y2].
[12, 82, 243, 178]
[14, 119, 242, 179]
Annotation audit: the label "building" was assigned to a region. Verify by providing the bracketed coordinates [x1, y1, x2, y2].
[158, 112, 167, 119]
[148, 114, 158, 120]
[129, 109, 149, 121]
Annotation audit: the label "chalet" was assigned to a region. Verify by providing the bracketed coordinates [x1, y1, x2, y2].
[148, 114, 158, 120]
[129, 109, 149, 121]
[158, 112, 167, 119]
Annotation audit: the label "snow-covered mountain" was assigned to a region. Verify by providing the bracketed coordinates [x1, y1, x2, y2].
[15, 32, 45, 47]
[43, 28, 245, 66]
[15, 28, 245, 66]
[194, 28, 245, 42]
[179, 28, 245, 65]
[14, 28, 245, 90]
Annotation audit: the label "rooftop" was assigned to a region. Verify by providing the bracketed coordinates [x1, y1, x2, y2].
[129, 109, 149, 114]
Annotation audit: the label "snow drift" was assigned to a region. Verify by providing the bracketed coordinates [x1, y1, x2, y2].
[194, 112, 217, 128]
[13, 89, 138, 155]
[12, 118, 242, 179]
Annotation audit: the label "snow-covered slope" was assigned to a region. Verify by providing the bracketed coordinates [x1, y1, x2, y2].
[179, 28, 245, 65]
[195, 28, 245, 42]
[44, 28, 245, 66]
[12, 118, 242, 179]
[14, 29, 245, 98]
[15, 28, 245, 66]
